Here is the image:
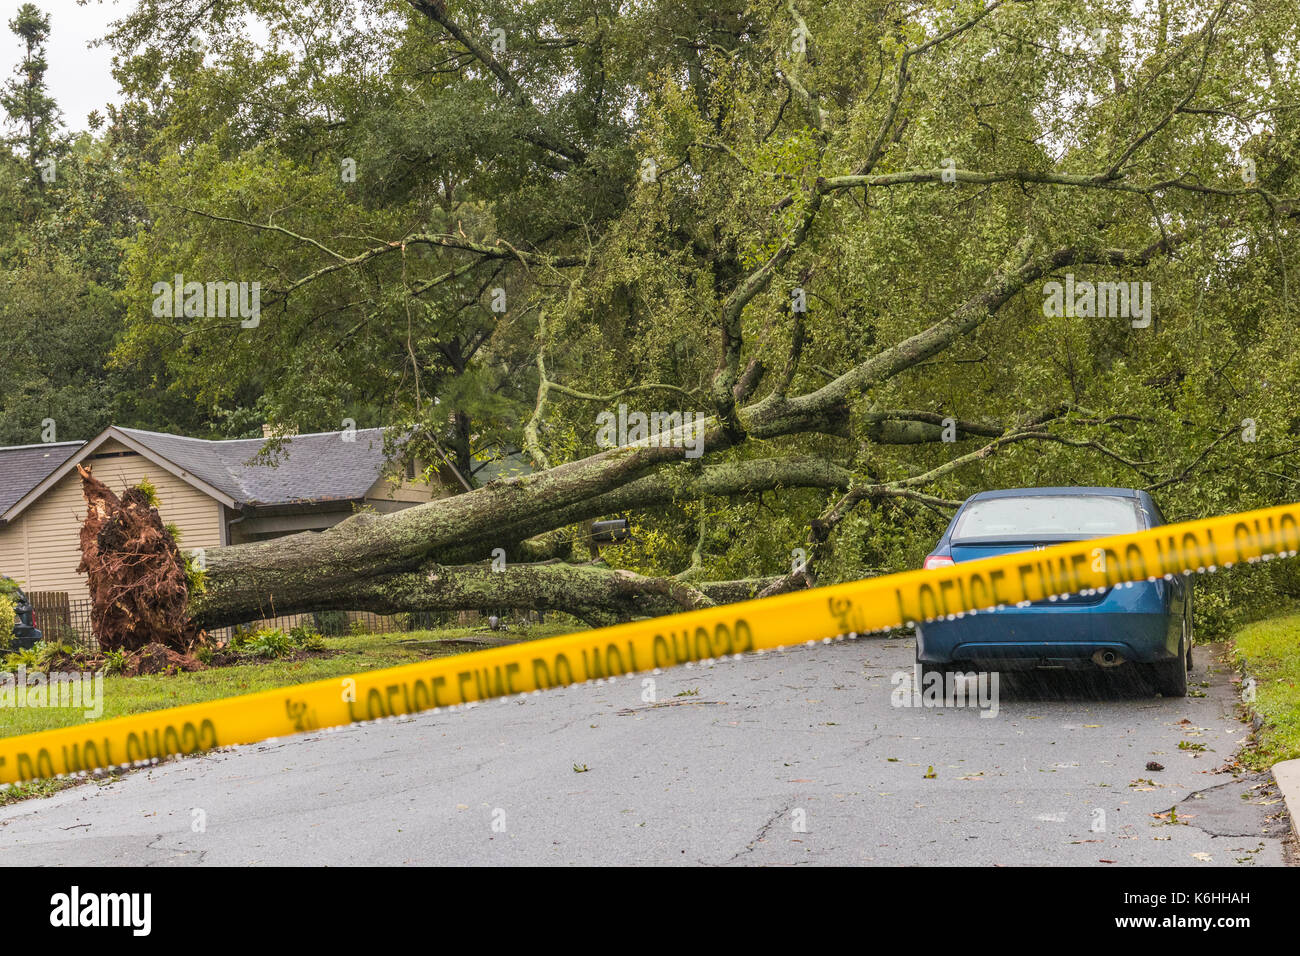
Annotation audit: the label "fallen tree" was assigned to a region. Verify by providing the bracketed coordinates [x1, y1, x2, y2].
[85, 0, 1300, 639]
[76, 408, 1138, 634]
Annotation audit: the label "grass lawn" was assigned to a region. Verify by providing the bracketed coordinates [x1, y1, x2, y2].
[1232, 611, 1300, 770]
[1, 622, 576, 741]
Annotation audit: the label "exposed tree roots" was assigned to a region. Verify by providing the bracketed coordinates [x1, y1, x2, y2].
[76, 465, 204, 652]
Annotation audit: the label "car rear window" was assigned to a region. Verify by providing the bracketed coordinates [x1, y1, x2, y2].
[952, 495, 1142, 541]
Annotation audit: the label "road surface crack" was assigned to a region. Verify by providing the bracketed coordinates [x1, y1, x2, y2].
[725, 801, 794, 864]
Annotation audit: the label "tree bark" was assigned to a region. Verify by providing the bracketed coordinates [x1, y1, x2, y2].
[193, 551, 790, 629]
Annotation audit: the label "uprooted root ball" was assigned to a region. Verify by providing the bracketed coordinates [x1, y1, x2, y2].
[76, 465, 205, 652]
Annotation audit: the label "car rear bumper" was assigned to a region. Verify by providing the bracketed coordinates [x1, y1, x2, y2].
[916, 608, 1178, 668]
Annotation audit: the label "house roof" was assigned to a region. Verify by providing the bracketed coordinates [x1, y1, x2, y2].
[114, 427, 390, 507]
[0, 441, 86, 514]
[0, 426, 393, 524]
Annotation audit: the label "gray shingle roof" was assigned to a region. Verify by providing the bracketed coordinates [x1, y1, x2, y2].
[116, 427, 390, 507]
[0, 441, 85, 514]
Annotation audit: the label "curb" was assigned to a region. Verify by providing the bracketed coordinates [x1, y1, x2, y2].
[1274, 759, 1300, 840]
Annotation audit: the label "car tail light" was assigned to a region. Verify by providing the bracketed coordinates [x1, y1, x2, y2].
[923, 554, 954, 570]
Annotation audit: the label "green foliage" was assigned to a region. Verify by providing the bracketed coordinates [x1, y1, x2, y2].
[95, 2, 1300, 624]
[135, 478, 160, 507]
[227, 623, 355, 658]
[288, 624, 326, 651]
[0, 592, 14, 650]
[102, 648, 128, 675]
[3, 645, 40, 671]
[0, 8, 212, 445]
[35, 641, 75, 666]
[223, 625, 328, 658]
[228, 624, 257, 649]
[1, 3, 61, 165]
[243, 627, 293, 659]
[181, 550, 206, 595]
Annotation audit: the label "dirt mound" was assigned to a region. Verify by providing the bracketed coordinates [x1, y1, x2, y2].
[132, 642, 205, 675]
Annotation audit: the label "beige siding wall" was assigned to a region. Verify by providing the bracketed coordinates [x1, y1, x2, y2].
[0, 441, 224, 602]
[0, 515, 31, 586]
[364, 471, 442, 509]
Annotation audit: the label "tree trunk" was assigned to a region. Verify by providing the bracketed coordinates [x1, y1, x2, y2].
[182, 421, 846, 628]
[205, 559, 786, 629]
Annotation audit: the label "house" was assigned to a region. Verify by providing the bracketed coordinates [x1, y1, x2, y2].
[0, 425, 446, 606]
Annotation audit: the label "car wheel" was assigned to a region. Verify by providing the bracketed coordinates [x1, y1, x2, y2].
[1149, 634, 1188, 698]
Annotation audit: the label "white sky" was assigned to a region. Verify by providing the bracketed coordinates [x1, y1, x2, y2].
[0, 0, 123, 133]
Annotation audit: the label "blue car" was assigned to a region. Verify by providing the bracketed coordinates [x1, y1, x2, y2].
[915, 487, 1192, 696]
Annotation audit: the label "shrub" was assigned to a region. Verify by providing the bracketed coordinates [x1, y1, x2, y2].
[0, 593, 14, 651]
[288, 625, 326, 651]
[245, 628, 293, 659]
[102, 649, 128, 675]
[37, 642, 78, 667]
[229, 624, 257, 649]
[288, 624, 318, 644]
[3, 646, 40, 672]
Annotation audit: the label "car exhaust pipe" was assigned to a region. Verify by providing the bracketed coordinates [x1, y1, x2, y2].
[1092, 650, 1124, 667]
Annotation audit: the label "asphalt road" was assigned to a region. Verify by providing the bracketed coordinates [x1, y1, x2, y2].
[0, 637, 1291, 866]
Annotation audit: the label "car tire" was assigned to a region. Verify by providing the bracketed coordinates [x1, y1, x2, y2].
[1149, 633, 1188, 698]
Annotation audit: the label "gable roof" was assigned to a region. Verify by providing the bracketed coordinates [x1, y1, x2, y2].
[0, 441, 86, 515]
[115, 427, 390, 507]
[1, 426, 393, 524]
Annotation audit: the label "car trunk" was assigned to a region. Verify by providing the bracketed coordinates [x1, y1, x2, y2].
[950, 540, 1110, 606]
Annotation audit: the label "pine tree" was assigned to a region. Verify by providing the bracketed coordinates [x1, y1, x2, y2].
[1, 4, 61, 181]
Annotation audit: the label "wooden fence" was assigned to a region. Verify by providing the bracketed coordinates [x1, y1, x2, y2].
[28, 591, 95, 649]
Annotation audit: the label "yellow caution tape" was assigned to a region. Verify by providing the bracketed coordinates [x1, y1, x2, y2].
[3, 501, 1299, 784]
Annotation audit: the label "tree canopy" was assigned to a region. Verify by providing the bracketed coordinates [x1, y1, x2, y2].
[8, 0, 1300, 632]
